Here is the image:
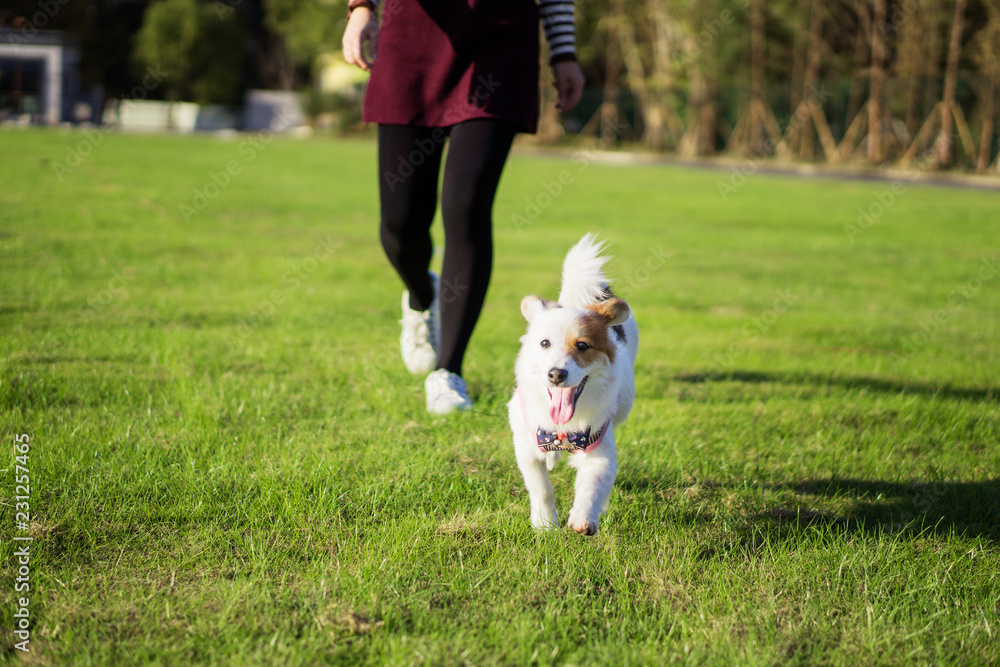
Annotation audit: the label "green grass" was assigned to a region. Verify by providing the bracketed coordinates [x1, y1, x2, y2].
[1, 127, 998, 665]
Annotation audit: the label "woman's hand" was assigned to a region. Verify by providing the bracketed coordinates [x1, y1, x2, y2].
[552, 60, 585, 111]
[342, 7, 379, 72]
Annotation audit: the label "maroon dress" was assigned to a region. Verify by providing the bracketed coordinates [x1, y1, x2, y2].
[363, 0, 540, 133]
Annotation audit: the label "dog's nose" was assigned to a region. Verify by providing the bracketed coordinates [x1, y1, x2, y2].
[548, 368, 568, 385]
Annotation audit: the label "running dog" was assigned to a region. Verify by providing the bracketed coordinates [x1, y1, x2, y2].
[508, 234, 639, 535]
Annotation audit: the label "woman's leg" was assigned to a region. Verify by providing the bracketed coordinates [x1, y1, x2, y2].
[437, 119, 518, 376]
[378, 124, 446, 311]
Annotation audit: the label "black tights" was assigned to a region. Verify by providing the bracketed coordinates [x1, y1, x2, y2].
[378, 119, 517, 376]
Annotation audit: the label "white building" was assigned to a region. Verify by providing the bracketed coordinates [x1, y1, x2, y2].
[0, 28, 81, 125]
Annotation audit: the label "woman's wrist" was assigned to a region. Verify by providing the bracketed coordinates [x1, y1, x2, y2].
[550, 53, 578, 66]
[347, 0, 377, 17]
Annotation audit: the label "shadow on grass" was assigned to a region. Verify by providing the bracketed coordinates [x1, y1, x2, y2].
[674, 370, 1000, 402]
[761, 477, 1000, 545]
[615, 474, 1000, 546]
[665, 369, 999, 542]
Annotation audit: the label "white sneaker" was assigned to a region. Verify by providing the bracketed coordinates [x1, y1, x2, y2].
[400, 272, 440, 375]
[425, 369, 474, 414]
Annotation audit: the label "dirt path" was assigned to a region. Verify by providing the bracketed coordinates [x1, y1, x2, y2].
[515, 144, 1000, 192]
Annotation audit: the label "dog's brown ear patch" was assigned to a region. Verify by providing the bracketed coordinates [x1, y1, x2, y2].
[586, 297, 630, 327]
[521, 295, 560, 322]
[566, 314, 615, 365]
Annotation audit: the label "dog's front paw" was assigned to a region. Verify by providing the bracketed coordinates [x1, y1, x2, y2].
[567, 511, 599, 536]
[532, 519, 560, 531]
[530, 507, 559, 531]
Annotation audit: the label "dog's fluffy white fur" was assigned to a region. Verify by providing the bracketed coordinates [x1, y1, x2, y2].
[507, 234, 639, 535]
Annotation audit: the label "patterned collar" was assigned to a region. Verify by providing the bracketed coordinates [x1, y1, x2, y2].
[535, 421, 609, 453]
[517, 389, 610, 454]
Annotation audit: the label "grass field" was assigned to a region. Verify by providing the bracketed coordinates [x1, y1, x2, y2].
[1, 127, 999, 665]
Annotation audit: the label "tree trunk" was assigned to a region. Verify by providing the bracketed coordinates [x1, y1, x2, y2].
[975, 72, 998, 174]
[868, 0, 887, 163]
[936, 0, 968, 168]
[600, 16, 623, 146]
[975, 14, 1000, 173]
[651, 0, 686, 149]
[692, 0, 719, 155]
[790, 0, 809, 140]
[845, 2, 870, 132]
[897, 5, 926, 141]
[618, 0, 682, 151]
[616, 7, 657, 147]
[978, 102, 996, 173]
[750, 0, 767, 154]
[698, 66, 718, 155]
[800, 0, 823, 160]
[904, 66, 923, 143]
[922, 1, 947, 117]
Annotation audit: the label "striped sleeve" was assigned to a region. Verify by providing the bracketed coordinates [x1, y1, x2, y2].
[538, 0, 577, 64]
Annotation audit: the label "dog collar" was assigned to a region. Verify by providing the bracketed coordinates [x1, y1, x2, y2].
[518, 389, 610, 453]
[535, 421, 609, 453]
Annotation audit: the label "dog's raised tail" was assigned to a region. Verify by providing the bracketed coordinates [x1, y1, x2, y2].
[558, 233, 612, 308]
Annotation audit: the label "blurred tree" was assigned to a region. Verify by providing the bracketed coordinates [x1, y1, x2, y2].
[134, 0, 246, 104]
[134, 0, 199, 101]
[725, 0, 782, 156]
[7, 0, 986, 166]
[617, 0, 685, 150]
[79, 2, 151, 98]
[782, 0, 835, 161]
[935, 0, 968, 167]
[678, 0, 720, 157]
[972, 5, 1000, 172]
[895, 0, 947, 142]
[190, 6, 248, 104]
[262, 0, 343, 89]
[843, 0, 870, 133]
[868, 0, 888, 163]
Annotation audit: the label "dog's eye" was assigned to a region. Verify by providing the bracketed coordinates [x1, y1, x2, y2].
[575, 341, 591, 352]
[540, 339, 550, 349]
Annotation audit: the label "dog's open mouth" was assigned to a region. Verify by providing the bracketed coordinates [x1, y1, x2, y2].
[547, 375, 589, 425]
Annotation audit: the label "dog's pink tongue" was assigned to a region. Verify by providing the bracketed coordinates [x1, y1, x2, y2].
[547, 386, 576, 425]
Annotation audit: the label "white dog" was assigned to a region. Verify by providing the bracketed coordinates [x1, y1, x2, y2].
[508, 234, 639, 535]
